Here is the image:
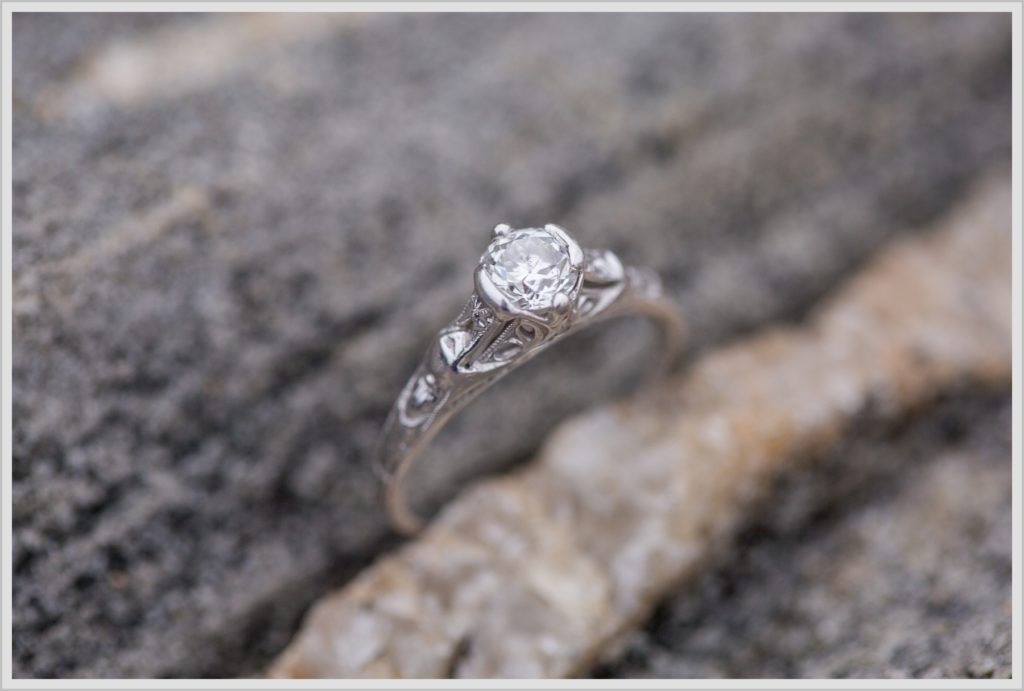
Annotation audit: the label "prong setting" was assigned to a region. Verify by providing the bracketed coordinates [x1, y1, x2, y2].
[474, 264, 525, 320]
[378, 221, 684, 534]
[476, 225, 584, 325]
[544, 223, 584, 268]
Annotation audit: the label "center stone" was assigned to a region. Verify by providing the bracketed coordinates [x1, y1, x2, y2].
[481, 227, 579, 310]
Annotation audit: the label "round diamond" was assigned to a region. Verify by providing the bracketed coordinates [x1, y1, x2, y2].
[481, 227, 579, 310]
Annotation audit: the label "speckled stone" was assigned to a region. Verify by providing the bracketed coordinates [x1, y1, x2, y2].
[12, 12, 1012, 678]
[596, 393, 1011, 679]
[269, 178, 1011, 679]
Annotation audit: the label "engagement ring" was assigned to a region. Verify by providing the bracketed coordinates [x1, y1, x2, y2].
[376, 224, 684, 534]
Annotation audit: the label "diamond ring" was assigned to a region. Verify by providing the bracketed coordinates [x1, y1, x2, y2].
[375, 223, 684, 534]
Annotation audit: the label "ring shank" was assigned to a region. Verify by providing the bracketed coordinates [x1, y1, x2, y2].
[376, 268, 683, 535]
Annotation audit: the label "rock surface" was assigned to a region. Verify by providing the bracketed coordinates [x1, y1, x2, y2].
[597, 393, 1012, 679]
[269, 177, 1011, 678]
[11, 12, 1012, 678]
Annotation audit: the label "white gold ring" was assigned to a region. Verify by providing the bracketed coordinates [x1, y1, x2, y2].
[375, 223, 684, 534]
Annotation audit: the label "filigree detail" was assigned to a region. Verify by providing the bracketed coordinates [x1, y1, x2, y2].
[576, 293, 600, 317]
[584, 248, 625, 285]
[439, 329, 475, 367]
[437, 296, 497, 368]
[472, 303, 494, 330]
[398, 369, 448, 427]
[410, 373, 440, 406]
[376, 224, 683, 534]
[475, 321, 514, 362]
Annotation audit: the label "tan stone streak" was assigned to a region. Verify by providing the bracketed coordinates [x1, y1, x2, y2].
[44, 13, 374, 111]
[269, 174, 1011, 679]
[13, 186, 210, 311]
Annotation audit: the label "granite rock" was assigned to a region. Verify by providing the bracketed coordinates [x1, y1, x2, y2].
[11, 12, 1012, 678]
[270, 177, 1011, 678]
[598, 393, 1011, 679]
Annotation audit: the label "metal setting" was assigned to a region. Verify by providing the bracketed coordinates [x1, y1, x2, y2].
[375, 224, 684, 534]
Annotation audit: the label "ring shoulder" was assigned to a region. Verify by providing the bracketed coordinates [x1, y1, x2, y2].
[575, 248, 665, 322]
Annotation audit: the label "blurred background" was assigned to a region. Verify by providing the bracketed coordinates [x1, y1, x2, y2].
[11, 12, 1011, 678]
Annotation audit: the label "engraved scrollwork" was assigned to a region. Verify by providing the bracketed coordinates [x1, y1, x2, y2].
[584, 247, 625, 285]
[434, 293, 550, 374]
[398, 370, 448, 427]
[376, 224, 684, 534]
[577, 248, 627, 318]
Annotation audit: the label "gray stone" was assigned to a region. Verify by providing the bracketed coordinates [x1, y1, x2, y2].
[11, 12, 1012, 678]
[597, 394, 1012, 679]
[269, 177, 1012, 679]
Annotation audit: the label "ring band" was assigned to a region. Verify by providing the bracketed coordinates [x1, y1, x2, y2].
[375, 224, 684, 534]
